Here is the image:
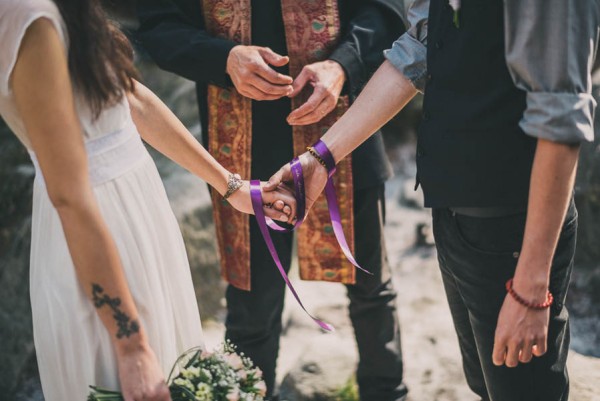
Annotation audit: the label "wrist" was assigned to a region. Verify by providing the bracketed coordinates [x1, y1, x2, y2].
[226, 45, 243, 76]
[324, 59, 346, 83]
[512, 270, 550, 304]
[114, 331, 149, 357]
[213, 169, 230, 196]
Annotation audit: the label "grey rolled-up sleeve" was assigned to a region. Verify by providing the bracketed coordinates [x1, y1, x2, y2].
[504, 0, 600, 144]
[384, 0, 429, 92]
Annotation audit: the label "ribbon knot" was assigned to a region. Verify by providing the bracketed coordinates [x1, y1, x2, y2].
[250, 140, 371, 331]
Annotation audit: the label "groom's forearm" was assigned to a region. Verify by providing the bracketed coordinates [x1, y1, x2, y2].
[513, 139, 579, 299]
[321, 60, 417, 163]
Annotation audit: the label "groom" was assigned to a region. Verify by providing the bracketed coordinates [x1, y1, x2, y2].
[135, 1, 407, 400]
[267, 0, 598, 400]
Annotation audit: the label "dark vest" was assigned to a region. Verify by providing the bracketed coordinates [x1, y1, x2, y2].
[417, 0, 537, 208]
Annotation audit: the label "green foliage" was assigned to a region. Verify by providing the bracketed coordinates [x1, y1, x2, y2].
[334, 377, 359, 401]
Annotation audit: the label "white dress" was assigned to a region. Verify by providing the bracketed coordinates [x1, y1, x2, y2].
[0, 1, 204, 399]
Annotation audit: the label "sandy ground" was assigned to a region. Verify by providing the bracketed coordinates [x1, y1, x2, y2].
[202, 176, 600, 401]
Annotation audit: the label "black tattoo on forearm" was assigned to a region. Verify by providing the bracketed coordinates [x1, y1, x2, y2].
[91, 284, 140, 339]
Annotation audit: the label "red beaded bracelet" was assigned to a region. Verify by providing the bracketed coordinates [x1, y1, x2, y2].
[505, 278, 553, 310]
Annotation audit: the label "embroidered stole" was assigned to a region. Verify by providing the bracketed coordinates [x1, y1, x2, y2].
[203, 0, 355, 290]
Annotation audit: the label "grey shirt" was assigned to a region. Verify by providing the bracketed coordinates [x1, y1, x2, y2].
[385, 0, 600, 144]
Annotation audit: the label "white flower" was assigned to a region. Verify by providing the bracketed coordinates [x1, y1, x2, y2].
[449, 0, 460, 11]
[195, 382, 213, 401]
[254, 381, 267, 397]
[201, 368, 213, 380]
[237, 369, 248, 380]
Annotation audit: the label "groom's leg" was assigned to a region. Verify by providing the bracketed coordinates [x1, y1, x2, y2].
[432, 206, 575, 401]
[346, 184, 407, 401]
[225, 219, 293, 399]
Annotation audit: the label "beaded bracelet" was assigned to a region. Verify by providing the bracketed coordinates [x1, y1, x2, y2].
[306, 146, 328, 169]
[505, 278, 553, 310]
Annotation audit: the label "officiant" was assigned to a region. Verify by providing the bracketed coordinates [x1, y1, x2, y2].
[135, 1, 407, 400]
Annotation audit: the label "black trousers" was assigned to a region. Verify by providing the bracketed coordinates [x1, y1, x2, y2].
[225, 185, 407, 401]
[432, 202, 577, 401]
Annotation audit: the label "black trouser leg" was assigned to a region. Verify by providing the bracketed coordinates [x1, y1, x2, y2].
[346, 185, 407, 401]
[224, 219, 293, 399]
[432, 203, 576, 401]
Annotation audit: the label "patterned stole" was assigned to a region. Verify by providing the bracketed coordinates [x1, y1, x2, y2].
[202, 0, 355, 291]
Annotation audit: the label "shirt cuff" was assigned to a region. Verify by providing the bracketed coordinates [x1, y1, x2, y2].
[207, 40, 238, 88]
[384, 33, 428, 93]
[520, 92, 596, 144]
[329, 43, 365, 99]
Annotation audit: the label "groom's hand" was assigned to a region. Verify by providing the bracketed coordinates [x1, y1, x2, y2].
[264, 153, 329, 221]
[287, 60, 345, 126]
[226, 45, 294, 101]
[492, 277, 550, 368]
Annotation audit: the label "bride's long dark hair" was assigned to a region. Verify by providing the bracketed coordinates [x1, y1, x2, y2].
[52, 0, 138, 117]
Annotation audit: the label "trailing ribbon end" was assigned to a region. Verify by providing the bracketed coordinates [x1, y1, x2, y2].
[316, 320, 335, 332]
[250, 180, 334, 332]
[313, 140, 373, 276]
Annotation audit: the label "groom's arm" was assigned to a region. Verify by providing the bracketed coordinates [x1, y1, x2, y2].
[492, 0, 598, 368]
[320, 0, 430, 160]
[135, 0, 236, 87]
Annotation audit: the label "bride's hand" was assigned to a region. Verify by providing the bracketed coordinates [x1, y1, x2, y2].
[117, 342, 172, 401]
[263, 152, 328, 218]
[227, 180, 298, 223]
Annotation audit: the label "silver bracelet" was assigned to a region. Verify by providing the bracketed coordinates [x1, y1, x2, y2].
[223, 173, 244, 200]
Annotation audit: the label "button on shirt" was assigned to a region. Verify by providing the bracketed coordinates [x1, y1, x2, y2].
[384, 0, 600, 144]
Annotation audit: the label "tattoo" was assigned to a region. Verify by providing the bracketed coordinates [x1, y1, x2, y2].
[91, 284, 140, 339]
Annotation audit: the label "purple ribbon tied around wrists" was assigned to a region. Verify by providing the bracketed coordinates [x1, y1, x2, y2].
[250, 140, 371, 332]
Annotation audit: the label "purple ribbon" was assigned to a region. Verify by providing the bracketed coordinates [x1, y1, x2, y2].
[313, 140, 372, 275]
[265, 157, 306, 232]
[249, 140, 369, 331]
[250, 180, 334, 332]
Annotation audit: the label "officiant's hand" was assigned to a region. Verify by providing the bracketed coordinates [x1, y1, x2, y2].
[264, 152, 329, 219]
[228, 180, 297, 223]
[226, 45, 294, 101]
[287, 60, 345, 126]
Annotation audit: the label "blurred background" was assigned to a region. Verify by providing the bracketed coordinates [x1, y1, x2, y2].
[1, 1, 599, 400]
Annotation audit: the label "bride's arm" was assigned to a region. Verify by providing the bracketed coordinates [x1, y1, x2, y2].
[13, 19, 170, 401]
[127, 80, 295, 221]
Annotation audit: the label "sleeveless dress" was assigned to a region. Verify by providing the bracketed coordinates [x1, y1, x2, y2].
[0, 1, 204, 399]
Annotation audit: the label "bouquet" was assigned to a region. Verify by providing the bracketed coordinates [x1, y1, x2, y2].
[88, 341, 267, 401]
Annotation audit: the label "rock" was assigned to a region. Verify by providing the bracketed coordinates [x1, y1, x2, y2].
[279, 337, 357, 401]
[0, 121, 36, 397]
[415, 222, 435, 248]
[569, 85, 600, 357]
[399, 179, 424, 209]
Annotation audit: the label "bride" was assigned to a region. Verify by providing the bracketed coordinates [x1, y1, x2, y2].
[0, 0, 296, 400]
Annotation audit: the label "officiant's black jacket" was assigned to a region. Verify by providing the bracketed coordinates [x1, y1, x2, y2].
[135, 0, 406, 189]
